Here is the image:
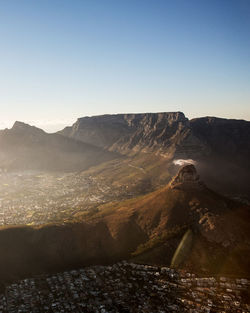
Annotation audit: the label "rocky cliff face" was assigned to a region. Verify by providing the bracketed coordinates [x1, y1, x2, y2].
[60, 112, 194, 156]
[189, 116, 250, 163]
[60, 112, 250, 197]
[60, 112, 250, 161]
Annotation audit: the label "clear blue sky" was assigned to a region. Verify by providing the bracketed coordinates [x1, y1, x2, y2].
[0, 0, 250, 131]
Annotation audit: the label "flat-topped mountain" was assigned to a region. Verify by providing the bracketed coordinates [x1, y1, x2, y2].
[60, 112, 250, 158]
[60, 112, 250, 197]
[0, 122, 117, 171]
[60, 112, 190, 154]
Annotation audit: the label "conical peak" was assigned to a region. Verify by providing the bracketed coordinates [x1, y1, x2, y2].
[11, 121, 45, 135]
[12, 121, 30, 130]
[170, 164, 205, 190]
[177, 164, 199, 181]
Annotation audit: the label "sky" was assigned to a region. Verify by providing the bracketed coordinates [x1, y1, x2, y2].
[0, 0, 250, 132]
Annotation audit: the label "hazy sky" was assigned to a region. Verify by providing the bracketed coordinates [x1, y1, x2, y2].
[0, 0, 250, 131]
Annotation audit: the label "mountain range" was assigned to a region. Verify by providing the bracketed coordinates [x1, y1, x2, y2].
[60, 113, 250, 197]
[0, 112, 250, 285]
[1, 112, 249, 197]
[0, 121, 117, 171]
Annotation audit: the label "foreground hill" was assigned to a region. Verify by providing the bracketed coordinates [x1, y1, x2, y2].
[87, 165, 250, 275]
[0, 121, 117, 171]
[60, 112, 250, 197]
[0, 165, 249, 286]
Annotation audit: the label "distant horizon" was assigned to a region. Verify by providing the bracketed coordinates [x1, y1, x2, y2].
[1, 0, 250, 131]
[1, 110, 250, 133]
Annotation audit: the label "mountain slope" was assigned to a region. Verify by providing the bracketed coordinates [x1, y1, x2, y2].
[0, 165, 249, 285]
[186, 117, 250, 196]
[0, 122, 118, 171]
[87, 165, 250, 275]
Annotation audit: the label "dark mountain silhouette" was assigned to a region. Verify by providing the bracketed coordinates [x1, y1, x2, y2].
[0, 121, 118, 171]
[0, 165, 249, 286]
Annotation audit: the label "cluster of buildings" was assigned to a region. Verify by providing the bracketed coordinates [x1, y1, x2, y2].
[0, 171, 131, 226]
[0, 262, 249, 313]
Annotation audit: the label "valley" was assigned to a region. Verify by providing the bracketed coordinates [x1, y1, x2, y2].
[0, 156, 164, 226]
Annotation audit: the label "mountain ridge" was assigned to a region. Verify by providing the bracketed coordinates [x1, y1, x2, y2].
[1, 112, 250, 196]
[0, 122, 118, 172]
[59, 112, 250, 163]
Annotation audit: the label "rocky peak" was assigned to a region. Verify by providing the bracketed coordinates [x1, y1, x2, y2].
[170, 164, 205, 190]
[11, 121, 45, 135]
[12, 121, 31, 129]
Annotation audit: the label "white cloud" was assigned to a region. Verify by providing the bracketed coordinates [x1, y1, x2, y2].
[173, 159, 196, 166]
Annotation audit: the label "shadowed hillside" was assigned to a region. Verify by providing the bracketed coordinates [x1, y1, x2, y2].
[1, 165, 249, 287]
[0, 122, 118, 171]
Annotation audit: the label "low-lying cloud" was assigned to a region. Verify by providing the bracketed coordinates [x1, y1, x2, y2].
[173, 159, 197, 166]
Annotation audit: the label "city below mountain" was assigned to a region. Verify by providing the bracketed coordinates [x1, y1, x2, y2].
[2, 1, 250, 310]
[0, 112, 250, 309]
[0, 163, 249, 285]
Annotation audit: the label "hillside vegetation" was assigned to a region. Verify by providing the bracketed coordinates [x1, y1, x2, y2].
[1, 165, 249, 286]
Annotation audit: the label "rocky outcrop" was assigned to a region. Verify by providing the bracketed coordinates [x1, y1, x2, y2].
[170, 164, 205, 190]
